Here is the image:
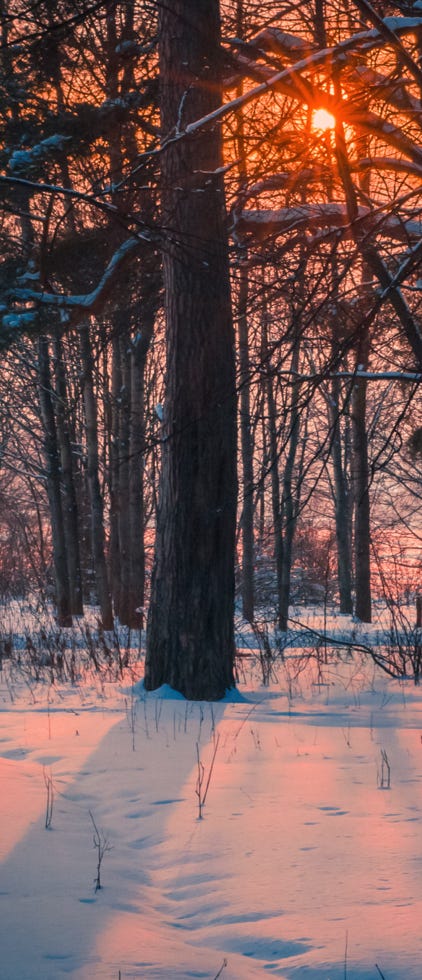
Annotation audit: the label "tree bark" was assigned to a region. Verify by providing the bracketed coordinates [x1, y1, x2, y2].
[38, 336, 72, 626]
[80, 323, 113, 630]
[235, 0, 254, 622]
[127, 311, 155, 629]
[261, 312, 283, 623]
[278, 337, 301, 632]
[116, 333, 131, 624]
[144, 0, 237, 699]
[352, 339, 372, 623]
[109, 334, 122, 617]
[329, 376, 353, 614]
[52, 334, 84, 615]
[238, 263, 255, 622]
[334, 98, 372, 621]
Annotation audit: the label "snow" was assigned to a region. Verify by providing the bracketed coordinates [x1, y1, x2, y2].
[234, 204, 422, 244]
[1, 606, 422, 978]
[11, 238, 144, 317]
[9, 136, 71, 174]
[2, 310, 37, 331]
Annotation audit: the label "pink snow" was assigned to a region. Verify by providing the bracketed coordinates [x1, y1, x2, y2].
[0, 610, 421, 978]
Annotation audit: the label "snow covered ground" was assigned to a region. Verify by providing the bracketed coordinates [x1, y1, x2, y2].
[0, 605, 422, 979]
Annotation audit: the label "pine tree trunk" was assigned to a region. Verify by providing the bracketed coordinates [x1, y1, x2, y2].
[109, 335, 122, 618]
[145, 0, 237, 699]
[127, 312, 155, 629]
[117, 335, 131, 624]
[52, 334, 84, 616]
[80, 324, 113, 630]
[234, 6, 254, 623]
[278, 339, 301, 633]
[330, 376, 353, 614]
[238, 264, 255, 622]
[262, 313, 283, 626]
[352, 343, 372, 623]
[38, 337, 72, 627]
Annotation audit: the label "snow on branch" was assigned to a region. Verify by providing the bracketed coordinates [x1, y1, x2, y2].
[11, 238, 142, 318]
[8, 136, 71, 176]
[225, 51, 422, 169]
[179, 22, 422, 167]
[112, 18, 422, 187]
[353, 0, 422, 90]
[223, 16, 422, 92]
[356, 157, 422, 179]
[226, 28, 314, 62]
[334, 370, 421, 382]
[349, 65, 422, 116]
[274, 369, 421, 383]
[347, 109, 422, 168]
[234, 204, 422, 245]
[241, 168, 337, 200]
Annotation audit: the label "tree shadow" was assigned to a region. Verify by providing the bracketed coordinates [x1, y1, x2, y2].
[0, 692, 225, 979]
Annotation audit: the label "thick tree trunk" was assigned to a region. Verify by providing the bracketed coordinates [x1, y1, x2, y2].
[145, 0, 237, 699]
[80, 323, 113, 630]
[38, 337, 72, 627]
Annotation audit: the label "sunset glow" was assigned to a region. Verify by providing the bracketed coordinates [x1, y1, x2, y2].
[312, 107, 336, 131]
[2, 0, 422, 975]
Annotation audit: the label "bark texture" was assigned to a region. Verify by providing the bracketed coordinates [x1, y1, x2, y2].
[330, 377, 353, 614]
[238, 265, 255, 622]
[144, 0, 237, 699]
[80, 324, 113, 630]
[53, 334, 83, 616]
[38, 336, 72, 626]
[352, 368, 372, 623]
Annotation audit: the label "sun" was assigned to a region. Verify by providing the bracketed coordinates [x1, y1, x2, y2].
[312, 108, 336, 132]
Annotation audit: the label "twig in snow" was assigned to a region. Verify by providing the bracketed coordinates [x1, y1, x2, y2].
[125, 692, 137, 751]
[212, 958, 228, 979]
[195, 733, 220, 819]
[43, 767, 54, 829]
[89, 810, 112, 891]
[379, 748, 391, 789]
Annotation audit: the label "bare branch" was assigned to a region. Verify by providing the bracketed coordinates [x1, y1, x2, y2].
[11, 237, 143, 317]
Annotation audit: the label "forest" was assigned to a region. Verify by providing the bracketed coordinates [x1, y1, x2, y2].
[0, 0, 421, 697]
[2, 3, 422, 979]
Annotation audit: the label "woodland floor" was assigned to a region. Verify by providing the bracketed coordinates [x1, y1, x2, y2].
[0, 602, 421, 979]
